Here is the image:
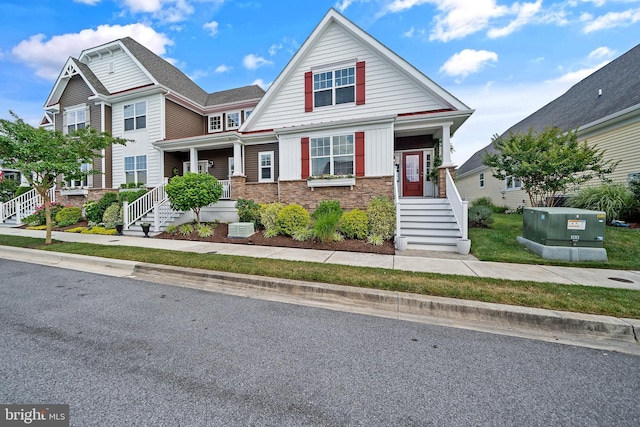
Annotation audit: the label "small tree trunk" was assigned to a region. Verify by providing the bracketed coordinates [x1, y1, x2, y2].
[44, 192, 52, 245]
[194, 208, 201, 225]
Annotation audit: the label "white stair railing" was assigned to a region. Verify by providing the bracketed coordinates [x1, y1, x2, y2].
[220, 180, 230, 200]
[1, 186, 56, 224]
[122, 182, 181, 232]
[445, 169, 468, 240]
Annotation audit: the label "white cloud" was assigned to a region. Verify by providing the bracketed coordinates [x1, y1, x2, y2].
[243, 54, 273, 70]
[440, 49, 498, 80]
[269, 43, 282, 56]
[335, 0, 354, 12]
[487, 0, 543, 38]
[545, 60, 610, 85]
[11, 24, 172, 80]
[588, 46, 615, 60]
[252, 78, 271, 90]
[73, 0, 102, 4]
[203, 21, 219, 36]
[583, 7, 640, 32]
[215, 64, 232, 73]
[123, 0, 162, 13]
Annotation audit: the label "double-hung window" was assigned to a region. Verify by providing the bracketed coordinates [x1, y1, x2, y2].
[209, 114, 222, 133]
[313, 66, 355, 108]
[66, 107, 87, 133]
[479, 172, 485, 189]
[124, 155, 147, 185]
[258, 151, 274, 182]
[310, 134, 354, 176]
[226, 111, 241, 130]
[506, 175, 521, 190]
[124, 102, 146, 131]
[67, 163, 90, 188]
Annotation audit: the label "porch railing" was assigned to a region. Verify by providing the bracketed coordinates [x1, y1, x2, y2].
[0, 186, 56, 225]
[445, 168, 468, 240]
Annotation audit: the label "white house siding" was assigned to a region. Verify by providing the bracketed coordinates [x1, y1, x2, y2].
[249, 22, 449, 132]
[278, 124, 394, 180]
[85, 48, 152, 94]
[585, 119, 640, 185]
[111, 93, 164, 187]
[457, 169, 529, 209]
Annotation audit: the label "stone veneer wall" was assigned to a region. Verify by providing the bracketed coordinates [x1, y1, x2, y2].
[55, 189, 120, 209]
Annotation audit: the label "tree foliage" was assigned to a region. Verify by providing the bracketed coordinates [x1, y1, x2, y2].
[165, 172, 223, 224]
[0, 112, 127, 243]
[482, 127, 618, 207]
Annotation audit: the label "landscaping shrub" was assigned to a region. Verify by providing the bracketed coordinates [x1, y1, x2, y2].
[468, 205, 494, 228]
[292, 227, 314, 242]
[0, 178, 19, 202]
[338, 209, 369, 239]
[312, 211, 342, 242]
[165, 224, 178, 234]
[260, 202, 283, 238]
[567, 183, 636, 222]
[471, 196, 493, 208]
[236, 198, 262, 226]
[118, 189, 148, 205]
[196, 223, 214, 238]
[277, 204, 311, 237]
[367, 196, 395, 240]
[23, 202, 64, 226]
[80, 226, 117, 235]
[15, 185, 33, 198]
[55, 206, 83, 227]
[85, 192, 118, 223]
[178, 223, 194, 235]
[367, 234, 384, 246]
[311, 199, 343, 220]
[102, 203, 122, 229]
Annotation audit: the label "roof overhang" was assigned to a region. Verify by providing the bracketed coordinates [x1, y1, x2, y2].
[578, 103, 640, 138]
[394, 109, 474, 138]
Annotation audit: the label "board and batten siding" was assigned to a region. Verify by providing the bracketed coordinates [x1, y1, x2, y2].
[111, 93, 163, 187]
[279, 124, 393, 180]
[86, 48, 152, 94]
[249, 22, 449, 132]
[587, 119, 640, 185]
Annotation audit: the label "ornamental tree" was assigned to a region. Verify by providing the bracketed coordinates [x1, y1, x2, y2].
[0, 112, 127, 244]
[482, 127, 618, 207]
[165, 172, 223, 224]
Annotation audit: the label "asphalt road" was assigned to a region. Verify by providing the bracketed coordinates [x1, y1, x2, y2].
[1, 259, 638, 426]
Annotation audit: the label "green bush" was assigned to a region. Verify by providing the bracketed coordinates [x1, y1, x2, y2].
[367, 234, 384, 246]
[367, 196, 395, 240]
[178, 223, 194, 235]
[312, 211, 342, 242]
[196, 223, 214, 238]
[23, 202, 64, 226]
[260, 202, 283, 238]
[277, 204, 311, 237]
[80, 226, 117, 235]
[0, 178, 19, 202]
[567, 183, 636, 222]
[118, 189, 148, 205]
[338, 209, 369, 239]
[312, 199, 343, 220]
[165, 172, 223, 224]
[15, 186, 33, 198]
[85, 192, 118, 223]
[292, 228, 314, 242]
[236, 199, 262, 226]
[468, 205, 494, 228]
[165, 224, 178, 234]
[471, 197, 493, 208]
[102, 203, 122, 229]
[55, 206, 83, 227]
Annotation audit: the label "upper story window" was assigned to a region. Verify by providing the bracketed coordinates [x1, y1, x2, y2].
[244, 109, 253, 120]
[506, 175, 521, 190]
[67, 163, 91, 188]
[258, 151, 274, 183]
[66, 107, 87, 134]
[310, 134, 354, 176]
[226, 111, 241, 130]
[313, 66, 355, 108]
[124, 155, 147, 185]
[479, 172, 485, 189]
[124, 102, 146, 131]
[209, 114, 222, 133]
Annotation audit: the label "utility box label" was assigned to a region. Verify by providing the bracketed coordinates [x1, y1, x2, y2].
[567, 219, 586, 230]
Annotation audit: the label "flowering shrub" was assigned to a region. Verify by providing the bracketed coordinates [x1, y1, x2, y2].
[23, 202, 64, 226]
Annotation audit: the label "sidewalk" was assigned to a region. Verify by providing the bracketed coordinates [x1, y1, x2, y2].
[1, 226, 639, 290]
[1, 225, 639, 355]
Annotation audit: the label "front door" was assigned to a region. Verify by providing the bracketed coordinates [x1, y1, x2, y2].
[403, 151, 423, 197]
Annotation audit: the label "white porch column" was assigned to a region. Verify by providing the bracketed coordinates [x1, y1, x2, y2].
[233, 142, 243, 176]
[189, 147, 198, 173]
[441, 122, 453, 166]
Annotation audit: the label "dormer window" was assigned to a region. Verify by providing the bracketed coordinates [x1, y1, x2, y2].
[209, 114, 222, 133]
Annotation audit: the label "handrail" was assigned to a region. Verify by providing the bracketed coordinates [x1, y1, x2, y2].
[445, 169, 468, 240]
[393, 166, 401, 238]
[0, 185, 56, 224]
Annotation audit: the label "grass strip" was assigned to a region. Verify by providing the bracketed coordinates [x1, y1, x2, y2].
[1, 235, 639, 319]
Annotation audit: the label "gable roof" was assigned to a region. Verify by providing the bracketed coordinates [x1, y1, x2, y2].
[205, 85, 265, 107]
[241, 8, 471, 132]
[44, 57, 106, 109]
[457, 43, 640, 176]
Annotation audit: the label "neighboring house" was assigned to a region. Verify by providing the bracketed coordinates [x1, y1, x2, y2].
[3, 9, 474, 251]
[457, 43, 640, 209]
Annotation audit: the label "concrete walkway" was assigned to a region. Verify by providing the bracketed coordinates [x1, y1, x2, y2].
[1, 226, 639, 290]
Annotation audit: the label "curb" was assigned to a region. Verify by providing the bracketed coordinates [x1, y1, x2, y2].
[2, 247, 638, 352]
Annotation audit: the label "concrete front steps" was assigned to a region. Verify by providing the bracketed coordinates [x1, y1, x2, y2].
[398, 198, 462, 252]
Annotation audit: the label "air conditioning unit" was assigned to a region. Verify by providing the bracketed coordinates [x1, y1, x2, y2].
[227, 222, 255, 238]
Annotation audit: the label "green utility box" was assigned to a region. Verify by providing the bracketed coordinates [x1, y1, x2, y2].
[523, 207, 606, 248]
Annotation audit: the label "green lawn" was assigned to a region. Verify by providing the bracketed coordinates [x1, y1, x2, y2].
[469, 214, 640, 270]
[1, 234, 639, 319]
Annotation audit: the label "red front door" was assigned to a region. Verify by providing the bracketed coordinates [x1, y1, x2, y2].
[403, 151, 423, 197]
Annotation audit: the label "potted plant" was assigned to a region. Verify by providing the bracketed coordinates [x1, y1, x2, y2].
[141, 222, 151, 237]
[115, 221, 124, 235]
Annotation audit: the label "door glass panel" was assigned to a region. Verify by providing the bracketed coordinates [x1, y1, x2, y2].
[406, 155, 420, 183]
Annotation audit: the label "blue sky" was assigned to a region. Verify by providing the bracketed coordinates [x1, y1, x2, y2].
[1, 0, 639, 165]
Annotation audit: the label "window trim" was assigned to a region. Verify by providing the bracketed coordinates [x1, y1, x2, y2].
[258, 151, 274, 183]
[64, 105, 88, 134]
[505, 175, 522, 191]
[208, 114, 223, 133]
[66, 163, 92, 189]
[312, 65, 356, 109]
[123, 101, 146, 132]
[479, 172, 485, 189]
[124, 155, 147, 185]
[309, 134, 355, 177]
[226, 111, 241, 130]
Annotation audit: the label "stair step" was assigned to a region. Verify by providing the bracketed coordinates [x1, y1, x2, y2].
[401, 221, 459, 229]
[401, 228, 462, 238]
[405, 243, 458, 252]
[404, 235, 460, 245]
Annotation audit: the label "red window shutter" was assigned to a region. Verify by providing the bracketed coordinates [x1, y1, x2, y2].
[356, 61, 365, 105]
[355, 132, 365, 177]
[301, 137, 310, 179]
[304, 72, 313, 112]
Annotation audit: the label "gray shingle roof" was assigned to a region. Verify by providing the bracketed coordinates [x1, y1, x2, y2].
[72, 58, 109, 95]
[458, 43, 640, 176]
[205, 85, 265, 106]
